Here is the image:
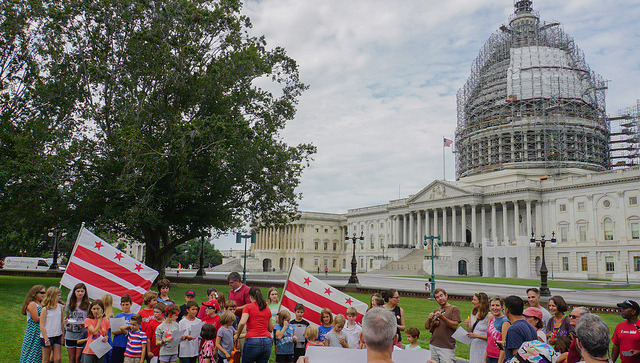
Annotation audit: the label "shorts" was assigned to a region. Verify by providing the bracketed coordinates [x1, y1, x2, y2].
[123, 357, 142, 363]
[159, 354, 178, 363]
[65, 339, 86, 348]
[275, 353, 294, 363]
[41, 335, 63, 347]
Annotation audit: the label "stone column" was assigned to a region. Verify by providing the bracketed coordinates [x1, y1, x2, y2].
[409, 212, 414, 248]
[481, 205, 486, 246]
[452, 206, 457, 243]
[434, 209, 439, 238]
[442, 207, 448, 243]
[502, 202, 508, 243]
[491, 203, 497, 244]
[526, 200, 532, 238]
[514, 201, 520, 240]
[395, 215, 401, 245]
[471, 204, 477, 247]
[461, 205, 467, 244]
[426, 210, 431, 237]
[535, 201, 543, 237]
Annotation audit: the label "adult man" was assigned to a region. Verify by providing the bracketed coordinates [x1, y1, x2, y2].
[504, 295, 537, 362]
[425, 288, 461, 363]
[575, 314, 611, 363]
[297, 307, 398, 363]
[526, 288, 552, 333]
[612, 300, 640, 363]
[227, 271, 251, 317]
[565, 306, 590, 363]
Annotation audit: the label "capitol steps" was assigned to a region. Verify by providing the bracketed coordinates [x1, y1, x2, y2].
[369, 249, 431, 276]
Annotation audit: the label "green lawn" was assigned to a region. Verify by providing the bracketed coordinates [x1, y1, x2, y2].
[1, 275, 623, 363]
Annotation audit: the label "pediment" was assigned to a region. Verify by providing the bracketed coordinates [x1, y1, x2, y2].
[407, 180, 472, 203]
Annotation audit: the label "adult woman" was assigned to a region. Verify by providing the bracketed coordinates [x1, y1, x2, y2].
[485, 296, 509, 363]
[20, 285, 46, 363]
[523, 307, 547, 343]
[65, 283, 90, 363]
[466, 292, 491, 363]
[546, 295, 572, 345]
[383, 289, 405, 347]
[267, 287, 279, 323]
[235, 287, 274, 363]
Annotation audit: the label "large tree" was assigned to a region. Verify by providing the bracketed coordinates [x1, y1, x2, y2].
[54, 0, 315, 276]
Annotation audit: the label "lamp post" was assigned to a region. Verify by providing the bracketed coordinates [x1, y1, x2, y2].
[48, 228, 66, 271]
[423, 234, 441, 298]
[236, 232, 256, 284]
[345, 232, 364, 285]
[381, 244, 385, 259]
[530, 231, 556, 297]
[195, 233, 206, 279]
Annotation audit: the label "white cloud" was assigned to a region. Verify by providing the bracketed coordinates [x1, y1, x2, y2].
[215, 0, 640, 249]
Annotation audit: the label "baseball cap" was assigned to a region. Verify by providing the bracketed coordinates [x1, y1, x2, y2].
[523, 307, 543, 320]
[616, 300, 640, 313]
[202, 299, 220, 310]
[185, 290, 196, 297]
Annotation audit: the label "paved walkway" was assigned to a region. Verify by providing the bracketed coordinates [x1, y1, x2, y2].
[167, 270, 638, 307]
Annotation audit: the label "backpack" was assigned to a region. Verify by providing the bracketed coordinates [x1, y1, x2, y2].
[509, 340, 559, 363]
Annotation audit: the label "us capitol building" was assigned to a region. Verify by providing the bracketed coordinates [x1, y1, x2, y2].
[226, 1, 640, 281]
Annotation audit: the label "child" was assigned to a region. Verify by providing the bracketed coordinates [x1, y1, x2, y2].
[216, 311, 238, 362]
[199, 324, 217, 363]
[343, 307, 362, 350]
[318, 308, 333, 343]
[139, 291, 158, 333]
[178, 290, 197, 322]
[111, 294, 134, 363]
[156, 305, 180, 363]
[224, 301, 239, 330]
[101, 294, 115, 362]
[267, 287, 280, 324]
[303, 326, 322, 352]
[371, 296, 384, 308]
[65, 283, 90, 363]
[83, 299, 111, 362]
[201, 300, 220, 327]
[324, 314, 348, 348]
[197, 288, 218, 320]
[290, 304, 310, 362]
[404, 327, 423, 350]
[156, 279, 174, 305]
[275, 310, 297, 363]
[215, 291, 226, 315]
[178, 301, 201, 363]
[40, 286, 64, 363]
[124, 314, 146, 363]
[146, 302, 166, 362]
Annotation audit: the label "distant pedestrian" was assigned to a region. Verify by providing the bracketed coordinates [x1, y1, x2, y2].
[324, 266, 328, 277]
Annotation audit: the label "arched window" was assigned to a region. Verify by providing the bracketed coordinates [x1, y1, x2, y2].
[604, 218, 614, 240]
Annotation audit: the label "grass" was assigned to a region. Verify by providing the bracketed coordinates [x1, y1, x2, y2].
[406, 275, 640, 290]
[1, 276, 623, 363]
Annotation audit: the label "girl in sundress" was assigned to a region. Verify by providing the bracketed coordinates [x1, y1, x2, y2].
[20, 285, 46, 363]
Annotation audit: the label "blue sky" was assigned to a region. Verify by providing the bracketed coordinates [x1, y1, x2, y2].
[213, 0, 640, 250]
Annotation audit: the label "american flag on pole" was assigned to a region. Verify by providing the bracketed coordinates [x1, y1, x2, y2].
[443, 137, 454, 147]
[60, 227, 158, 311]
[280, 264, 368, 324]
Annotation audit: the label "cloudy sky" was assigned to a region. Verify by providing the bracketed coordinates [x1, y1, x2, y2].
[214, 0, 640, 250]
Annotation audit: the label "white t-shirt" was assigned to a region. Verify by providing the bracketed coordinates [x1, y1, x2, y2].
[40, 305, 63, 338]
[343, 323, 362, 349]
[178, 318, 202, 357]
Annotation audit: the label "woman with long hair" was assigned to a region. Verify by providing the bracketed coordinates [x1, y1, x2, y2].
[382, 289, 405, 347]
[484, 296, 509, 363]
[65, 283, 90, 363]
[20, 285, 46, 363]
[546, 295, 572, 345]
[235, 287, 274, 363]
[466, 292, 491, 363]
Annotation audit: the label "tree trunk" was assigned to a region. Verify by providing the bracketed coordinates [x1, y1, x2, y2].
[141, 224, 176, 281]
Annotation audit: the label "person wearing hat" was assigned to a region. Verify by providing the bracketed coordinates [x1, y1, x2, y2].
[612, 299, 640, 363]
[202, 299, 221, 327]
[178, 290, 197, 322]
[523, 307, 547, 343]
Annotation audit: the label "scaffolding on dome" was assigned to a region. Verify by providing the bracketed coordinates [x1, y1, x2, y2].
[454, 1, 609, 179]
[609, 101, 640, 168]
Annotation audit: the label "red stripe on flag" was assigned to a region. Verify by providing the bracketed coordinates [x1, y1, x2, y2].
[74, 245, 153, 290]
[281, 295, 322, 325]
[65, 263, 144, 305]
[285, 281, 364, 323]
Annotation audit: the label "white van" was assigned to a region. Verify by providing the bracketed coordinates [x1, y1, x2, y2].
[3, 257, 52, 271]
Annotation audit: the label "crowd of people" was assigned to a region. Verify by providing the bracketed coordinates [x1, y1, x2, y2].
[18, 275, 640, 363]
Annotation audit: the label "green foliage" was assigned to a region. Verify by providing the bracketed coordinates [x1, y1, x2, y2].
[169, 238, 223, 268]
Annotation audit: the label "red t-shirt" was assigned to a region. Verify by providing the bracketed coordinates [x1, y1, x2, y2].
[202, 314, 220, 329]
[244, 302, 271, 339]
[612, 320, 640, 363]
[139, 308, 155, 333]
[228, 284, 251, 318]
[146, 319, 163, 357]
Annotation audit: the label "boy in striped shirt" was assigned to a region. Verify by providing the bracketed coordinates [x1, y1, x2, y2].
[124, 314, 147, 363]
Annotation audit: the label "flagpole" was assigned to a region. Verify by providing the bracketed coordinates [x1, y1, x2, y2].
[443, 137, 446, 180]
[280, 258, 296, 312]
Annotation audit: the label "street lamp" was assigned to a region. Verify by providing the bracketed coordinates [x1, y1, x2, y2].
[48, 228, 66, 271]
[345, 232, 364, 285]
[236, 232, 256, 284]
[195, 233, 206, 279]
[530, 231, 556, 297]
[423, 234, 442, 298]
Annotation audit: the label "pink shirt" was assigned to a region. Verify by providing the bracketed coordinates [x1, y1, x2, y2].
[83, 318, 111, 355]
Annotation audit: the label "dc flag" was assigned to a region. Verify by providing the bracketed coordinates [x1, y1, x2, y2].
[60, 227, 158, 311]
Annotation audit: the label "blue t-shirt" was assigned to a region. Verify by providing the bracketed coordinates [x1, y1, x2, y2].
[505, 319, 538, 360]
[494, 315, 509, 333]
[112, 312, 135, 347]
[318, 325, 332, 343]
[275, 324, 295, 355]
